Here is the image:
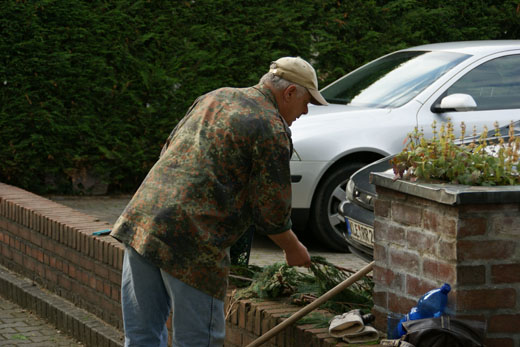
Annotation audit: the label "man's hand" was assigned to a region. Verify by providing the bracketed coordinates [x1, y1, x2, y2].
[283, 240, 311, 267]
[268, 229, 311, 267]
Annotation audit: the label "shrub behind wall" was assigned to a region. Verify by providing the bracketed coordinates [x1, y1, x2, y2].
[1, 0, 519, 194]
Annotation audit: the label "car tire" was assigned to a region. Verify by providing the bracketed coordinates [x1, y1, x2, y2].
[310, 162, 365, 252]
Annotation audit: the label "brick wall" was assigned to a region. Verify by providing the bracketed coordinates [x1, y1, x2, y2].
[0, 182, 344, 347]
[0, 183, 124, 330]
[371, 175, 520, 347]
[223, 296, 344, 347]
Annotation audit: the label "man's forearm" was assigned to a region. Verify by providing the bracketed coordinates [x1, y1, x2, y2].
[268, 229, 311, 267]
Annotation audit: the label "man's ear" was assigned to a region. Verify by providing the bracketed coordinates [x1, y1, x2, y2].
[283, 85, 297, 102]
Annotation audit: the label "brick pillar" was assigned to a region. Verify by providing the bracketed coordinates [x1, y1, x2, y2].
[370, 172, 520, 347]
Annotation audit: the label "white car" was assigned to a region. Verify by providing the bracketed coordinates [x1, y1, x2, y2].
[289, 40, 520, 251]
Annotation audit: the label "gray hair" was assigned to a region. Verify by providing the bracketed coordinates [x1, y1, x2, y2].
[259, 72, 308, 98]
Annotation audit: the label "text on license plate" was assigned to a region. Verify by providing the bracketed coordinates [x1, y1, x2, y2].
[348, 219, 374, 247]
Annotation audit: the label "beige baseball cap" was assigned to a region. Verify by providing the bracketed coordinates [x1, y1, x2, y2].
[269, 56, 328, 106]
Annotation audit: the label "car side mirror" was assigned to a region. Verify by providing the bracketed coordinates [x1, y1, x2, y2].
[431, 93, 477, 113]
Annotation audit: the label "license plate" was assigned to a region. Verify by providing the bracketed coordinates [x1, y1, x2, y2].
[347, 219, 374, 247]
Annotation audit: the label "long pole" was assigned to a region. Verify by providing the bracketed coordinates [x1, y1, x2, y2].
[245, 261, 375, 347]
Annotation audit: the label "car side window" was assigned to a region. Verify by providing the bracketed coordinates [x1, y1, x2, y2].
[446, 54, 520, 110]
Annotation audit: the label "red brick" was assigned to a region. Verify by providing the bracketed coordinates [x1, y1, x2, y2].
[0, 232, 9, 245]
[246, 301, 255, 333]
[54, 243, 67, 258]
[22, 206, 29, 226]
[423, 208, 456, 236]
[70, 226, 79, 249]
[294, 324, 315, 347]
[80, 269, 89, 286]
[389, 248, 419, 272]
[422, 259, 455, 284]
[225, 325, 243, 346]
[88, 274, 97, 289]
[103, 281, 111, 297]
[458, 240, 515, 261]
[373, 243, 387, 262]
[253, 307, 262, 335]
[457, 288, 516, 310]
[79, 232, 88, 255]
[241, 333, 255, 347]
[306, 328, 329, 346]
[33, 247, 44, 263]
[59, 259, 69, 273]
[42, 238, 55, 253]
[68, 264, 77, 279]
[45, 267, 58, 283]
[438, 239, 456, 261]
[29, 229, 42, 247]
[488, 314, 520, 333]
[96, 278, 104, 292]
[387, 225, 406, 246]
[490, 214, 520, 237]
[374, 199, 390, 218]
[51, 219, 60, 240]
[115, 246, 124, 270]
[457, 265, 486, 285]
[392, 203, 422, 227]
[261, 311, 276, 345]
[24, 255, 36, 272]
[59, 222, 66, 245]
[238, 301, 250, 329]
[372, 290, 387, 309]
[94, 263, 109, 278]
[14, 239, 22, 253]
[48, 255, 56, 269]
[58, 274, 72, 291]
[458, 217, 487, 238]
[373, 220, 387, 241]
[371, 308, 387, 332]
[492, 264, 520, 283]
[406, 230, 436, 255]
[12, 249, 23, 265]
[373, 266, 404, 291]
[111, 284, 120, 301]
[96, 239, 104, 262]
[1, 244, 11, 259]
[388, 292, 415, 314]
[13, 238, 20, 251]
[79, 253, 94, 271]
[108, 269, 121, 286]
[406, 275, 438, 298]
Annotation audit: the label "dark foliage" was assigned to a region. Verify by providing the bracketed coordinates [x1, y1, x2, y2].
[1, 0, 519, 194]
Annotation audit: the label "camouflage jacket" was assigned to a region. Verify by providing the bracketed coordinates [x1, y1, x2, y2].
[110, 84, 293, 300]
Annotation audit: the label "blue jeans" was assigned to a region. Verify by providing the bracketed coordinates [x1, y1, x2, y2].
[121, 246, 225, 347]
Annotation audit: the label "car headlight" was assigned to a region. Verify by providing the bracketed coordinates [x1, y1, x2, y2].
[346, 179, 375, 210]
[346, 179, 355, 201]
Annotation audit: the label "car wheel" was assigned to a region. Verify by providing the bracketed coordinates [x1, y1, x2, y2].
[310, 162, 365, 251]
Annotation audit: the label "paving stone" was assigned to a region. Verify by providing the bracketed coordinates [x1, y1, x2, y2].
[0, 296, 82, 346]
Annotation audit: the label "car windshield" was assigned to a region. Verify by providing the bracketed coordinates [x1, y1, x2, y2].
[321, 51, 470, 108]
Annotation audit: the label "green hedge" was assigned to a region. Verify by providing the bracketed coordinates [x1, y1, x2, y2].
[1, 0, 519, 194]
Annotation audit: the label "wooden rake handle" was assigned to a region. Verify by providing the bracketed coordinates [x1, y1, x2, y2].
[245, 261, 375, 347]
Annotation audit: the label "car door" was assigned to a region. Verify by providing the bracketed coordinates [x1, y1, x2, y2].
[416, 52, 520, 138]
